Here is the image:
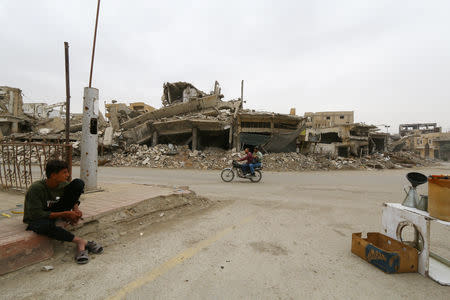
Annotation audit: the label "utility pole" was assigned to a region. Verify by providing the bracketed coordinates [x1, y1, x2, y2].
[240, 80, 244, 109]
[64, 41, 73, 178]
[80, 0, 101, 190]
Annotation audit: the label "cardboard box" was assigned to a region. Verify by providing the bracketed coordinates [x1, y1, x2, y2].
[351, 232, 418, 273]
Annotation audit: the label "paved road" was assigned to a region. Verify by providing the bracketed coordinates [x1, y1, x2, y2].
[2, 164, 450, 299]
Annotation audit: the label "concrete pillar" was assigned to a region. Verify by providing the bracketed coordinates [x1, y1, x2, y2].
[270, 116, 274, 135]
[228, 124, 233, 149]
[8, 91, 14, 114]
[80, 87, 99, 190]
[152, 131, 158, 146]
[192, 127, 198, 151]
[11, 122, 18, 133]
[233, 133, 240, 151]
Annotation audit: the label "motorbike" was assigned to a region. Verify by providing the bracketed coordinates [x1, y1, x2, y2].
[220, 160, 262, 183]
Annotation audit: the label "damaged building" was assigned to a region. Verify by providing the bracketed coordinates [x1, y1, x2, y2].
[399, 123, 441, 137]
[0, 86, 107, 142]
[407, 132, 450, 160]
[0, 86, 31, 137]
[2, 82, 395, 159]
[105, 101, 155, 131]
[107, 81, 305, 153]
[304, 111, 354, 128]
[389, 123, 448, 161]
[303, 123, 388, 157]
[236, 111, 304, 152]
[161, 81, 219, 106]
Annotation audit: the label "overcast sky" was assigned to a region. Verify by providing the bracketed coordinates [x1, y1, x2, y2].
[1, 0, 449, 133]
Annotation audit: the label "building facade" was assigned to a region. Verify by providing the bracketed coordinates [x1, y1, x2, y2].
[304, 111, 354, 128]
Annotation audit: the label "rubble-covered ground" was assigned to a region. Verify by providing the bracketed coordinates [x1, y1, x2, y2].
[73, 144, 437, 171]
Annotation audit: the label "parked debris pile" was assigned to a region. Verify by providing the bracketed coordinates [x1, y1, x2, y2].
[95, 144, 434, 171]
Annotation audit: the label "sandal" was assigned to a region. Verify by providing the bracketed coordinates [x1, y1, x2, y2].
[75, 250, 90, 264]
[86, 241, 104, 254]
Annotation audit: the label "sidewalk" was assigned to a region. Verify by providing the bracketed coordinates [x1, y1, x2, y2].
[0, 183, 192, 275]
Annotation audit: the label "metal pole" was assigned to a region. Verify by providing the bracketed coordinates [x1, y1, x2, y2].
[64, 42, 72, 179]
[89, 0, 101, 88]
[241, 80, 244, 102]
[64, 42, 71, 144]
[240, 80, 244, 109]
[81, 0, 101, 190]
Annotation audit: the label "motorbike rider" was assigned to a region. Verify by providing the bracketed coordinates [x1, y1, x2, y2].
[238, 148, 254, 176]
[249, 147, 263, 175]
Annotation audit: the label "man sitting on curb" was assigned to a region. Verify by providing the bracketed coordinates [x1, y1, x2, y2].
[23, 159, 103, 264]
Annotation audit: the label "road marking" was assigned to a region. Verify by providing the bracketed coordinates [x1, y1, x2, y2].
[108, 215, 256, 300]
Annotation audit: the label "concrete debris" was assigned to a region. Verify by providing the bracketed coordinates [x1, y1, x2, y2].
[41, 265, 54, 272]
[91, 143, 434, 171]
[161, 81, 225, 107]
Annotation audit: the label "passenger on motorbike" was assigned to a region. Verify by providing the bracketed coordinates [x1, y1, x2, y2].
[238, 148, 254, 176]
[249, 147, 263, 175]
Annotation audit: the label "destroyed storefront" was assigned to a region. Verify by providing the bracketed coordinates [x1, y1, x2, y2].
[304, 124, 388, 157]
[435, 138, 450, 161]
[236, 112, 304, 152]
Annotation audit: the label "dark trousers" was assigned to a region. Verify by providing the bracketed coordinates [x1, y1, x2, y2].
[26, 179, 85, 242]
[240, 164, 249, 174]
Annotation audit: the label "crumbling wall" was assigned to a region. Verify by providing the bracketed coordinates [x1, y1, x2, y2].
[303, 123, 383, 157]
[0, 86, 23, 117]
[162, 82, 207, 106]
[0, 86, 27, 134]
[314, 143, 337, 155]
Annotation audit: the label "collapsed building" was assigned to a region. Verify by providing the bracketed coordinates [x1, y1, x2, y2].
[388, 122, 449, 160]
[399, 123, 441, 137]
[303, 123, 388, 157]
[1, 82, 436, 162]
[0, 86, 108, 142]
[162, 81, 212, 106]
[402, 132, 450, 160]
[298, 111, 388, 157]
[108, 81, 305, 153]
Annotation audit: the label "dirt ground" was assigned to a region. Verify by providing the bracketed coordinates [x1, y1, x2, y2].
[1, 164, 449, 299]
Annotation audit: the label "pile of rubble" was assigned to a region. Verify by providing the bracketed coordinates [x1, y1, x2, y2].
[93, 144, 434, 171]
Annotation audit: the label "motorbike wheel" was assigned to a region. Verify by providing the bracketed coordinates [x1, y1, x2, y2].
[250, 170, 262, 183]
[221, 168, 235, 182]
